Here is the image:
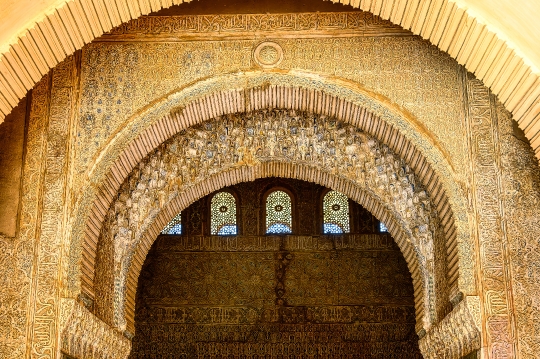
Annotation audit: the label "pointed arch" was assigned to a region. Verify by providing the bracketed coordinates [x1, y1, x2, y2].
[91, 110, 449, 338]
[118, 163, 429, 334]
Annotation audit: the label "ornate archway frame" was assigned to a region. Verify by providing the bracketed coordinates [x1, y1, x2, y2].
[0, 0, 539, 164]
[93, 114, 438, 334]
[62, 70, 477, 347]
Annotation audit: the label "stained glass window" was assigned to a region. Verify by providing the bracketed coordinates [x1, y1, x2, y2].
[161, 212, 182, 235]
[211, 192, 238, 235]
[266, 190, 292, 234]
[380, 222, 388, 233]
[323, 190, 350, 234]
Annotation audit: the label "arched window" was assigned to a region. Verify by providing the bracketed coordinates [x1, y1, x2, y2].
[161, 212, 182, 235]
[211, 192, 238, 235]
[323, 190, 350, 234]
[266, 190, 293, 234]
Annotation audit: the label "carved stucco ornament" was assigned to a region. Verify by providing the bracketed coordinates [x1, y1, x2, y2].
[418, 295, 482, 358]
[94, 109, 439, 336]
[254, 41, 284, 69]
[60, 298, 131, 359]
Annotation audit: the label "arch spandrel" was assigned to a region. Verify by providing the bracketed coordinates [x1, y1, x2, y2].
[0, 0, 539, 165]
[94, 111, 445, 337]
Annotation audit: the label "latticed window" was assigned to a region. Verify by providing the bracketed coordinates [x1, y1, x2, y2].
[211, 192, 238, 235]
[266, 190, 292, 234]
[323, 191, 350, 234]
[161, 212, 182, 235]
[380, 222, 388, 233]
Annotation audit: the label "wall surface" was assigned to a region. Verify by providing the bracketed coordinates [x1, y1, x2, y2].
[0, 0, 538, 69]
[0, 7, 538, 359]
[0, 97, 26, 236]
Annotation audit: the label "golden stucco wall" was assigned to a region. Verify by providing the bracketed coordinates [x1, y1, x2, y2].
[0, 9, 539, 359]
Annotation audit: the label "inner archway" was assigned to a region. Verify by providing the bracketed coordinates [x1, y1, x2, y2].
[93, 109, 451, 340]
[130, 177, 423, 358]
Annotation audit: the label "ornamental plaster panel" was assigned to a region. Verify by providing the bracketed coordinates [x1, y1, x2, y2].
[0, 2, 538, 164]
[0, 58, 77, 358]
[461, 74, 520, 357]
[25, 56, 77, 358]
[494, 101, 540, 356]
[75, 33, 466, 190]
[94, 111, 441, 336]
[0, 75, 51, 358]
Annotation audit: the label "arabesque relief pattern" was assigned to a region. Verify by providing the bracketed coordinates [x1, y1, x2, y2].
[26, 55, 77, 359]
[107, 11, 409, 37]
[76, 18, 465, 191]
[95, 110, 440, 335]
[462, 73, 540, 357]
[0, 74, 52, 358]
[463, 75, 518, 358]
[496, 102, 540, 358]
[0, 9, 538, 359]
[130, 230, 421, 358]
[0, 57, 82, 358]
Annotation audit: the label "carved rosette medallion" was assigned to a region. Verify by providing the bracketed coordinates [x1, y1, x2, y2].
[254, 42, 283, 68]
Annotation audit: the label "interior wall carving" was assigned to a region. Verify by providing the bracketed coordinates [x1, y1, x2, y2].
[0, 7, 538, 359]
[66, 12, 536, 358]
[60, 299, 131, 359]
[0, 0, 539, 169]
[130, 178, 423, 358]
[72, 73, 468, 309]
[59, 14, 475, 323]
[69, 17, 474, 316]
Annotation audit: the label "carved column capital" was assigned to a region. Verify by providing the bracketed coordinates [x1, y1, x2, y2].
[419, 296, 482, 359]
[60, 298, 131, 359]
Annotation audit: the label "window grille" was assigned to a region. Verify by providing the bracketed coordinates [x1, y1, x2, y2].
[323, 190, 350, 234]
[161, 212, 182, 235]
[211, 192, 238, 235]
[266, 190, 292, 234]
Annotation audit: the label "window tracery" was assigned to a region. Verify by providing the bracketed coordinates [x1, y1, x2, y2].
[323, 190, 350, 234]
[266, 190, 292, 234]
[161, 212, 182, 235]
[211, 192, 238, 235]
